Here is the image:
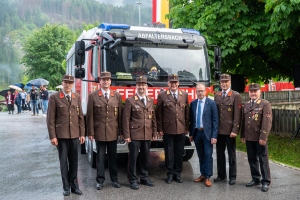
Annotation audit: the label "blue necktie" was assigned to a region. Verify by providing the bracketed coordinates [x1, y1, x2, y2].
[196, 100, 202, 128]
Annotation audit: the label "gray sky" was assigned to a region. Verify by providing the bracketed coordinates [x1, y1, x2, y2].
[94, 0, 151, 7]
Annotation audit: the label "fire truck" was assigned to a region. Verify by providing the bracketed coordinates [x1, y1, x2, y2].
[66, 23, 221, 168]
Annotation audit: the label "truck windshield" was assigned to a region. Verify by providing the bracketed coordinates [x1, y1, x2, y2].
[105, 45, 209, 84]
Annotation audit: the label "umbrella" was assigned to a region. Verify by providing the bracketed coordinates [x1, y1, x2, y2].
[9, 85, 22, 91]
[26, 78, 49, 87]
[56, 85, 63, 89]
[0, 89, 14, 97]
[13, 83, 25, 89]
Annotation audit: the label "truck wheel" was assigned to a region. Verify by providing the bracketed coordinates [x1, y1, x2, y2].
[183, 137, 194, 161]
[183, 149, 194, 161]
[88, 141, 96, 168]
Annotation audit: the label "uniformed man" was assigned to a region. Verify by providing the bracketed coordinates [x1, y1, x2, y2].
[213, 74, 242, 185]
[241, 83, 272, 192]
[86, 71, 123, 190]
[47, 74, 85, 196]
[155, 74, 189, 184]
[122, 76, 157, 190]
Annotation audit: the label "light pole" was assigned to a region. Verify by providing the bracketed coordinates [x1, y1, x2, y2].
[135, 2, 141, 26]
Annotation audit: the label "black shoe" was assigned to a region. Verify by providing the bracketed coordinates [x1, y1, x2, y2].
[96, 183, 103, 190]
[261, 184, 269, 192]
[8, 112, 11, 114]
[229, 179, 236, 185]
[111, 181, 121, 188]
[214, 177, 226, 182]
[63, 190, 70, 196]
[173, 175, 183, 183]
[246, 180, 261, 187]
[71, 189, 83, 195]
[166, 175, 173, 184]
[130, 183, 139, 190]
[140, 179, 155, 186]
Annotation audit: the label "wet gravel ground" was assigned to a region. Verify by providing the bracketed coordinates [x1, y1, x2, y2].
[0, 111, 300, 200]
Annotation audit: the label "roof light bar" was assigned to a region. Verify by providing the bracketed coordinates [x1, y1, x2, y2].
[181, 28, 200, 35]
[99, 23, 131, 31]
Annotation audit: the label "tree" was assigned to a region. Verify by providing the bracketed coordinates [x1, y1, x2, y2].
[21, 23, 76, 88]
[168, 0, 300, 83]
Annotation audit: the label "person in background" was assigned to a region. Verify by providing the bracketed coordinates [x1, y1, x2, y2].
[38, 85, 44, 113]
[26, 91, 31, 113]
[30, 85, 39, 116]
[15, 90, 22, 114]
[20, 89, 27, 112]
[5, 90, 14, 114]
[241, 83, 272, 192]
[41, 85, 49, 117]
[47, 74, 85, 196]
[189, 83, 219, 187]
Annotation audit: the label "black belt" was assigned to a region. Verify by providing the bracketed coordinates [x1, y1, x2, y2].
[196, 128, 204, 131]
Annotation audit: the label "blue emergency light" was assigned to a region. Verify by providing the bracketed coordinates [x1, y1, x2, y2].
[99, 23, 131, 31]
[181, 28, 200, 35]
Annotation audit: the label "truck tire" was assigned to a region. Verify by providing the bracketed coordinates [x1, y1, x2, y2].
[183, 137, 194, 161]
[183, 149, 194, 161]
[88, 141, 96, 168]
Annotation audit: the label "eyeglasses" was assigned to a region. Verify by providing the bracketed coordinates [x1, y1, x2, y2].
[151, 69, 157, 71]
[196, 90, 205, 93]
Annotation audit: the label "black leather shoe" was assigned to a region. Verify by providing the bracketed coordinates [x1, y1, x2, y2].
[140, 179, 155, 186]
[71, 189, 82, 195]
[166, 175, 173, 184]
[63, 190, 70, 196]
[112, 181, 121, 188]
[96, 183, 103, 190]
[173, 176, 183, 183]
[130, 183, 139, 190]
[246, 180, 261, 187]
[261, 184, 269, 192]
[229, 179, 236, 185]
[214, 177, 226, 182]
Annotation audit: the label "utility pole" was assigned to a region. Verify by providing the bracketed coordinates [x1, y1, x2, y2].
[135, 2, 141, 26]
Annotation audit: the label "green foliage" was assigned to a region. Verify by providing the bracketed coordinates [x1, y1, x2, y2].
[169, 0, 300, 83]
[21, 23, 76, 89]
[237, 134, 300, 168]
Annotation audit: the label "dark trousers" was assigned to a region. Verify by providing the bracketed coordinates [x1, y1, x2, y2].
[193, 129, 213, 178]
[7, 104, 14, 112]
[246, 140, 271, 185]
[96, 140, 118, 184]
[57, 138, 80, 191]
[128, 140, 151, 183]
[21, 99, 26, 111]
[163, 133, 185, 177]
[216, 134, 237, 179]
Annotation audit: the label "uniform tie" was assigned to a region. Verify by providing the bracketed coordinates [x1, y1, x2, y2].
[250, 100, 254, 107]
[66, 95, 71, 104]
[196, 100, 202, 128]
[173, 93, 177, 102]
[222, 91, 226, 98]
[105, 93, 108, 102]
[141, 98, 145, 106]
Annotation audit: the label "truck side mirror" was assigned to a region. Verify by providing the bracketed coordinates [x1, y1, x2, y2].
[214, 47, 222, 70]
[75, 68, 85, 79]
[75, 41, 85, 66]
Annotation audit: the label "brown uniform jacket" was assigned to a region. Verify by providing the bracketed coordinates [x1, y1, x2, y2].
[86, 90, 122, 141]
[122, 95, 157, 140]
[241, 99, 272, 141]
[47, 92, 85, 139]
[214, 90, 242, 135]
[155, 90, 189, 134]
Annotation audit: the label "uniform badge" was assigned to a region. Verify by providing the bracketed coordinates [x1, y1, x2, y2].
[255, 117, 258, 121]
[266, 112, 271, 118]
[228, 108, 232, 112]
[254, 113, 258, 118]
[135, 105, 140, 109]
[149, 115, 152, 119]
